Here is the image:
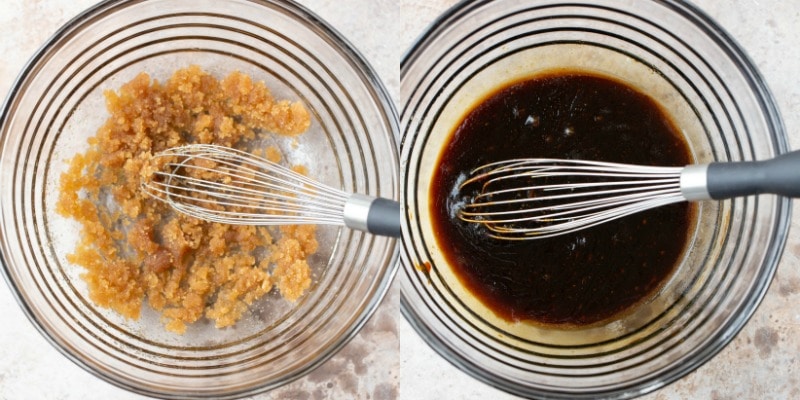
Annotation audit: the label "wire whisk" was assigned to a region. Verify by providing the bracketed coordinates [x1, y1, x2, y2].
[142, 144, 400, 237]
[459, 151, 800, 240]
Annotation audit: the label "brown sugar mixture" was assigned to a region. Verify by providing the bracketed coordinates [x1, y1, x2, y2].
[57, 65, 317, 333]
[431, 71, 694, 327]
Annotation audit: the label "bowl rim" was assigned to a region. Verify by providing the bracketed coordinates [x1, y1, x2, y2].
[399, 0, 792, 398]
[0, 0, 401, 397]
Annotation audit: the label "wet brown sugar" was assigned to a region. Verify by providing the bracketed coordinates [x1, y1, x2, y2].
[430, 71, 695, 326]
[57, 66, 317, 333]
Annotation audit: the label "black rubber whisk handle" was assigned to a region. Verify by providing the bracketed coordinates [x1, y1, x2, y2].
[706, 150, 800, 199]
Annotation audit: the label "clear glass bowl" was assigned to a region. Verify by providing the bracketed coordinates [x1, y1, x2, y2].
[0, 0, 399, 398]
[400, 0, 791, 398]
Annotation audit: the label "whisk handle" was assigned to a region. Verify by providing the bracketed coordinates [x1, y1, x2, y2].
[706, 150, 800, 199]
[343, 194, 401, 237]
[367, 198, 402, 237]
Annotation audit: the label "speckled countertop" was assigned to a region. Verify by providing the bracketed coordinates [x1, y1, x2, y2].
[1, 1, 798, 400]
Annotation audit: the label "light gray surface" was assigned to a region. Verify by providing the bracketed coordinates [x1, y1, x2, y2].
[1, 1, 799, 399]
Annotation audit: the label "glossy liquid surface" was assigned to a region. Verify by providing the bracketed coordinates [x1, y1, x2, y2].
[430, 72, 694, 326]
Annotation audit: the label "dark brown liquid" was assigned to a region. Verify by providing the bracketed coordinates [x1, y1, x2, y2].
[430, 71, 694, 326]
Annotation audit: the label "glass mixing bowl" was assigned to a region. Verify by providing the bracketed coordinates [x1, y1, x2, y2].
[400, 0, 791, 398]
[0, 0, 399, 398]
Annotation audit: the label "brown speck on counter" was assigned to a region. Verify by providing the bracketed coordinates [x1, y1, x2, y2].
[709, 390, 732, 400]
[754, 326, 779, 359]
[778, 277, 800, 297]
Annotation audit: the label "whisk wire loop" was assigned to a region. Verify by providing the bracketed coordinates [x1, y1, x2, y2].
[458, 158, 688, 240]
[143, 144, 352, 226]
